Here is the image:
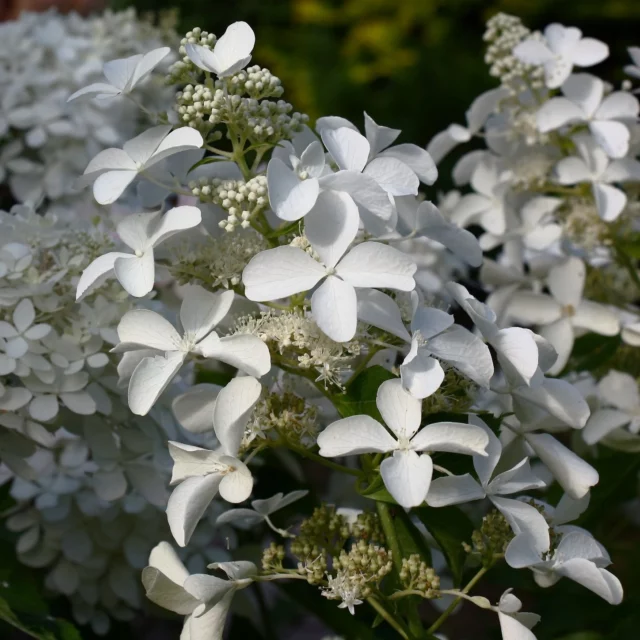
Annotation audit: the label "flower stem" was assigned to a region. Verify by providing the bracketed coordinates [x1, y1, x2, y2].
[366, 596, 410, 640]
[426, 566, 488, 635]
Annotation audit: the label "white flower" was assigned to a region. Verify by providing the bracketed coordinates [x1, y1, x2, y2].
[68, 48, 170, 101]
[356, 290, 494, 396]
[166, 377, 262, 546]
[0, 298, 51, 358]
[427, 416, 549, 569]
[217, 490, 308, 534]
[242, 228, 416, 342]
[317, 379, 489, 508]
[555, 135, 640, 221]
[427, 87, 509, 164]
[496, 590, 540, 640]
[185, 22, 255, 78]
[513, 24, 608, 88]
[76, 206, 202, 299]
[624, 47, 640, 80]
[583, 370, 640, 444]
[512, 530, 623, 605]
[113, 286, 270, 415]
[23, 370, 96, 421]
[506, 257, 619, 374]
[78, 125, 204, 204]
[143, 542, 257, 640]
[536, 74, 638, 158]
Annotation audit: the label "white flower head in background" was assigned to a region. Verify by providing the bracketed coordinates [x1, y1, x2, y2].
[186, 22, 255, 78]
[318, 379, 489, 508]
[513, 23, 609, 88]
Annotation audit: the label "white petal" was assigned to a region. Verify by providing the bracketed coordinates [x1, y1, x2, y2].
[219, 463, 253, 503]
[571, 38, 609, 67]
[117, 309, 182, 351]
[311, 276, 357, 342]
[426, 473, 485, 507]
[562, 74, 603, 116]
[149, 205, 203, 246]
[548, 257, 585, 307]
[556, 559, 622, 604]
[507, 293, 562, 325]
[209, 21, 255, 77]
[592, 182, 626, 221]
[103, 54, 143, 90]
[536, 98, 584, 132]
[29, 395, 58, 422]
[364, 112, 401, 155]
[525, 433, 598, 499]
[498, 612, 538, 640]
[488, 458, 545, 496]
[92, 170, 138, 205]
[493, 327, 539, 386]
[213, 377, 262, 457]
[114, 253, 155, 298]
[67, 83, 122, 101]
[356, 289, 411, 341]
[172, 385, 220, 434]
[471, 415, 502, 487]
[336, 242, 416, 290]
[305, 190, 359, 268]
[380, 450, 432, 508]
[378, 144, 437, 185]
[166, 474, 223, 546]
[216, 508, 264, 527]
[81, 148, 136, 180]
[128, 352, 186, 416]
[148, 128, 204, 167]
[589, 120, 630, 158]
[411, 421, 489, 456]
[142, 566, 199, 615]
[242, 246, 326, 301]
[317, 415, 397, 457]
[376, 378, 423, 439]
[169, 442, 227, 483]
[513, 39, 554, 65]
[321, 127, 370, 172]
[60, 391, 96, 415]
[197, 334, 271, 377]
[573, 300, 620, 335]
[180, 286, 234, 341]
[555, 156, 590, 184]
[130, 47, 171, 88]
[13, 298, 34, 333]
[267, 157, 319, 221]
[400, 346, 445, 400]
[363, 156, 419, 196]
[417, 202, 483, 267]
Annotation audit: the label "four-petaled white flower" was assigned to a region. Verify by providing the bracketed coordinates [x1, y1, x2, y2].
[113, 285, 270, 415]
[68, 48, 171, 101]
[496, 590, 541, 640]
[185, 22, 255, 78]
[536, 74, 639, 158]
[0, 298, 51, 359]
[513, 24, 609, 88]
[242, 224, 416, 342]
[165, 376, 262, 546]
[78, 125, 204, 204]
[76, 206, 202, 299]
[506, 257, 619, 374]
[317, 379, 489, 508]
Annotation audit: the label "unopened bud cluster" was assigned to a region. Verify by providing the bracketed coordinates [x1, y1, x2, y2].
[463, 509, 513, 565]
[190, 176, 268, 232]
[484, 13, 544, 93]
[291, 505, 349, 555]
[261, 542, 286, 572]
[166, 27, 216, 84]
[399, 554, 440, 597]
[350, 512, 385, 544]
[336, 540, 393, 588]
[220, 66, 284, 99]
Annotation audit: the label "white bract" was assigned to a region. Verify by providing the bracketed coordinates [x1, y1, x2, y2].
[513, 24, 608, 88]
[76, 206, 203, 299]
[318, 379, 489, 508]
[78, 125, 204, 204]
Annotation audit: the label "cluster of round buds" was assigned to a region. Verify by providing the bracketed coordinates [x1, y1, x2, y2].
[190, 175, 268, 232]
[350, 512, 385, 544]
[261, 542, 286, 572]
[166, 27, 216, 84]
[219, 65, 285, 99]
[336, 541, 393, 586]
[296, 551, 328, 585]
[399, 554, 440, 597]
[463, 509, 513, 565]
[290, 505, 350, 564]
[484, 13, 544, 94]
[237, 98, 308, 144]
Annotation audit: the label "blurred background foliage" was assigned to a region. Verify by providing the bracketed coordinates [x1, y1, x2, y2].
[2, 0, 640, 638]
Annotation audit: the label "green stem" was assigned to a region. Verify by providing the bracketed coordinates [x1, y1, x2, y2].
[366, 597, 410, 640]
[426, 566, 488, 635]
[281, 440, 362, 477]
[344, 347, 381, 389]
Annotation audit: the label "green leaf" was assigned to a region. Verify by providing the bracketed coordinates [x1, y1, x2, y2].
[415, 506, 474, 586]
[0, 595, 82, 640]
[389, 506, 433, 567]
[358, 477, 397, 505]
[565, 333, 621, 374]
[334, 366, 396, 420]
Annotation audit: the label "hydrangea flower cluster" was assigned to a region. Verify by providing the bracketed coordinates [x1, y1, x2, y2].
[2, 12, 639, 640]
